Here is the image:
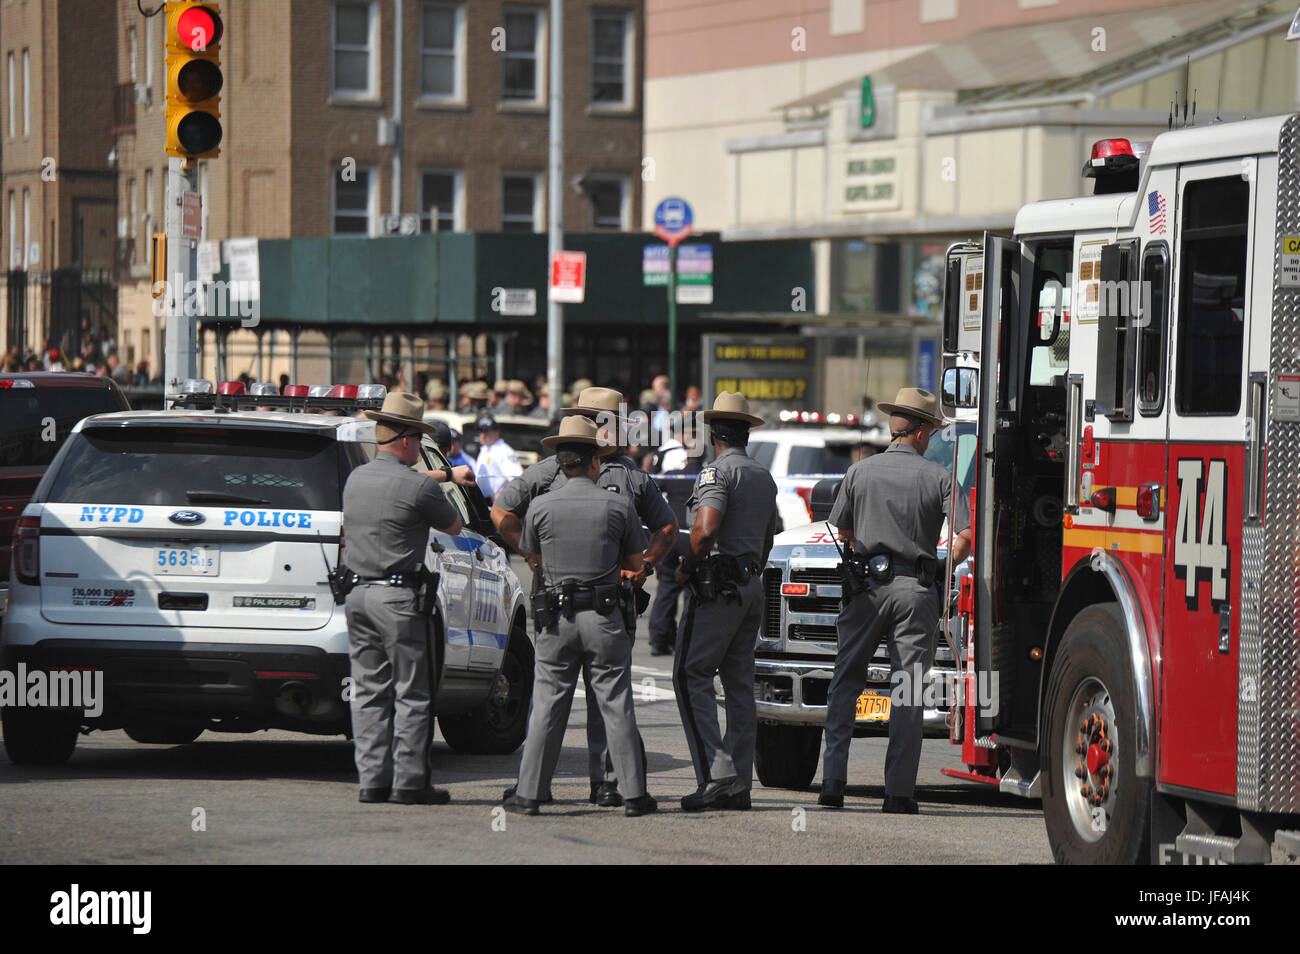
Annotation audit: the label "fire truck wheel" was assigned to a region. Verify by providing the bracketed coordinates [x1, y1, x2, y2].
[1042, 603, 1151, 865]
[754, 723, 822, 790]
[1, 707, 79, 765]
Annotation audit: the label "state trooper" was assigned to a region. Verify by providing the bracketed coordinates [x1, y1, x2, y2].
[673, 391, 778, 812]
[819, 387, 971, 814]
[504, 416, 657, 817]
[343, 392, 464, 805]
[491, 386, 677, 806]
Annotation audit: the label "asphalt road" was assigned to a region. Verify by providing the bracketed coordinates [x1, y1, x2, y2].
[0, 564, 1054, 865]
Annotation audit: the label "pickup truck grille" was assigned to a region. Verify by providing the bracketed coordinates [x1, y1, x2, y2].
[790, 624, 838, 641]
[786, 595, 840, 615]
[790, 567, 839, 585]
[761, 568, 782, 640]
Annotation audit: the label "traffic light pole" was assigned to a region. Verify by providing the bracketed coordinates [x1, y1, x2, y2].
[545, 0, 564, 419]
[163, 157, 199, 395]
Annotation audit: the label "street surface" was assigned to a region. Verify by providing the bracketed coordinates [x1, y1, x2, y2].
[0, 558, 1053, 865]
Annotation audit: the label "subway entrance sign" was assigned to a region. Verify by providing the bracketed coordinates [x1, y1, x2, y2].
[701, 333, 818, 418]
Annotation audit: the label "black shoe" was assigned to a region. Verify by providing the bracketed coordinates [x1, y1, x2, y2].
[818, 779, 845, 809]
[591, 781, 624, 807]
[624, 794, 658, 817]
[503, 794, 539, 816]
[390, 787, 451, 805]
[502, 786, 553, 805]
[726, 789, 752, 811]
[681, 777, 742, 812]
[649, 643, 673, 656]
[358, 787, 391, 804]
[882, 795, 919, 814]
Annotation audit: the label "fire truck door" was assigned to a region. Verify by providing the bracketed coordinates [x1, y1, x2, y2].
[1158, 158, 1256, 797]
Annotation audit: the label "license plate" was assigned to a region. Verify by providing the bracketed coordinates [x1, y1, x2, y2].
[855, 689, 891, 722]
[155, 544, 220, 576]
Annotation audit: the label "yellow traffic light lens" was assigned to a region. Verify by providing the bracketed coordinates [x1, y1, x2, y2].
[176, 111, 222, 155]
[177, 59, 223, 102]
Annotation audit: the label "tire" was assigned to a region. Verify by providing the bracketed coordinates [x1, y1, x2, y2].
[439, 622, 534, 755]
[124, 723, 203, 745]
[1, 707, 79, 765]
[1041, 603, 1151, 864]
[754, 722, 822, 790]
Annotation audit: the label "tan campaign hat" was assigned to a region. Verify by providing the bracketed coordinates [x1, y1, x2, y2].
[700, 390, 765, 428]
[460, 380, 491, 401]
[877, 387, 947, 429]
[569, 377, 594, 395]
[493, 378, 510, 393]
[424, 379, 447, 400]
[541, 414, 614, 451]
[561, 386, 625, 417]
[507, 378, 533, 402]
[364, 391, 438, 435]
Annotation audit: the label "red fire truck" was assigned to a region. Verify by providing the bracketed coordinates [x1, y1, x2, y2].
[939, 114, 1300, 864]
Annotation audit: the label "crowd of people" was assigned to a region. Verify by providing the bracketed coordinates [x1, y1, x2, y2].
[3, 320, 154, 387]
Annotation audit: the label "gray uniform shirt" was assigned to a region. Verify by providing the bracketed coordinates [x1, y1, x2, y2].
[496, 454, 675, 535]
[686, 446, 779, 566]
[342, 453, 460, 578]
[521, 476, 649, 587]
[828, 442, 971, 564]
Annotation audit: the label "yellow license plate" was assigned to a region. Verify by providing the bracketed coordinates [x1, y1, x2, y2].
[855, 690, 891, 722]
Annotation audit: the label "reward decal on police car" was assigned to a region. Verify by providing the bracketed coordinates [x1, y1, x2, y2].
[70, 587, 136, 607]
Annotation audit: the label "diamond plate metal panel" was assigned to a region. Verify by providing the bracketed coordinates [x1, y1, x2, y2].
[1245, 111, 1300, 814]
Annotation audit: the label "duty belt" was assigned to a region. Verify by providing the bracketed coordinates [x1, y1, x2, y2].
[355, 571, 420, 588]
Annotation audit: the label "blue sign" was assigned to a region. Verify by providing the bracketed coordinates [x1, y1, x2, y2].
[654, 197, 693, 246]
[917, 339, 937, 395]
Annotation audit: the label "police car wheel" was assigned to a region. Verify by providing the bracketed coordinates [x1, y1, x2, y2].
[754, 722, 822, 790]
[1042, 603, 1151, 865]
[438, 621, 534, 755]
[123, 722, 203, 745]
[1, 707, 79, 765]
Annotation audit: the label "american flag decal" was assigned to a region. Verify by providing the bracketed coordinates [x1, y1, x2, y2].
[1147, 190, 1167, 234]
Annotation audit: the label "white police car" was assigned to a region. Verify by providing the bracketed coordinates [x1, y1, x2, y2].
[0, 383, 531, 765]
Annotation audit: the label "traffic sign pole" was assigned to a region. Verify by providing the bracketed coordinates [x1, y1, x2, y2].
[668, 243, 678, 402]
[164, 157, 199, 396]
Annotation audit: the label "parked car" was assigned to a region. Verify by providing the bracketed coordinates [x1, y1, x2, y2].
[0, 373, 130, 618]
[0, 395, 531, 765]
[425, 410, 550, 467]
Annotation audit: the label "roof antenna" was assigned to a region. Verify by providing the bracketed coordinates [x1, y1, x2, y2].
[1191, 88, 1197, 127]
[1168, 97, 1174, 130]
[1173, 89, 1180, 129]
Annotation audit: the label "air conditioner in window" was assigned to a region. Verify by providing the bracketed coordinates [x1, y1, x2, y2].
[134, 84, 152, 105]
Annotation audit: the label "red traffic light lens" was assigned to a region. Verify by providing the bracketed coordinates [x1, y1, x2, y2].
[176, 58, 223, 101]
[177, 6, 223, 51]
[176, 111, 222, 155]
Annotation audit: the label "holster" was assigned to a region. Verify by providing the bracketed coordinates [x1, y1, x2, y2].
[633, 584, 650, 615]
[690, 560, 720, 603]
[415, 564, 440, 615]
[916, 555, 941, 589]
[618, 580, 637, 633]
[530, 563, 557, 628]
[328, 562, 358, 605]
[837, 556, 869, 604]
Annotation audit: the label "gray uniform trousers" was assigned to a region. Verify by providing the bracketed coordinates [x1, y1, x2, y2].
[346, 584, 433, 792]
[821, 575, 941, 798]
[672, 577, 761, 789]
[515, 608, 647, 801]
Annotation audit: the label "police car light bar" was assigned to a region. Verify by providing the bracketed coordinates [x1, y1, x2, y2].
[777, 409, 862, 426]
[170, 380, 388, 413]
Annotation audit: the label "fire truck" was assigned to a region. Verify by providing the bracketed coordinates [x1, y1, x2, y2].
[939, 113, 1300, 865]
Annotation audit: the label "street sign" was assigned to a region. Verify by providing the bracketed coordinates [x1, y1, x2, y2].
[491, 286, 538, 316]
[861, 76, 875, 128]
[548, 251, 587, 304]
[196, 240, 220, 282]
[181, 191, 202, 240]
[653, 197, 693, 247]
[224, 237, 260, 301]
[643, 245, 670, 286]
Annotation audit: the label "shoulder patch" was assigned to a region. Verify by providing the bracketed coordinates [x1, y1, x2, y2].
[699, 467, 718, 486]
[605, 485, 620, 493]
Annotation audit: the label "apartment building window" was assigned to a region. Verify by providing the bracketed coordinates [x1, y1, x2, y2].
[501, 173, 541, 232]
[128, 27, 138, 83]
[7, 53, 13, 138]
[420, 3, 464, 100]
[591, 11, 633, 108]
[502, 7, 545, 103]
[8, 190, 16, 267]
[334, 166, 376, 235]
[421, 170, 462, 232]
[586, 175, 627, 230]
[22, 188, 30, 269]
[22, 49, 29, 136]
[146, 15, 156, 106]
[333, 1, 378, 98]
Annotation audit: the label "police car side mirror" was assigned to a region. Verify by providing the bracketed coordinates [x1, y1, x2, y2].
[810, 478, 842, 524]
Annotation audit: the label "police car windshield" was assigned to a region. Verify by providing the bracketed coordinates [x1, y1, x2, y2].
[42, 426, 343, 510]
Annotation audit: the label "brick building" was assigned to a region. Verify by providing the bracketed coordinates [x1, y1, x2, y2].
[0, 0, 118, 367]
[5, 0, 645, 383]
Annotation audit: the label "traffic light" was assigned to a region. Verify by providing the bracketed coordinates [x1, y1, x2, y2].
[165, 2, 224, 159]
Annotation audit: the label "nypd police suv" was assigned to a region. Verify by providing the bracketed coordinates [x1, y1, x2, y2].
[0, 397, 530, 765]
